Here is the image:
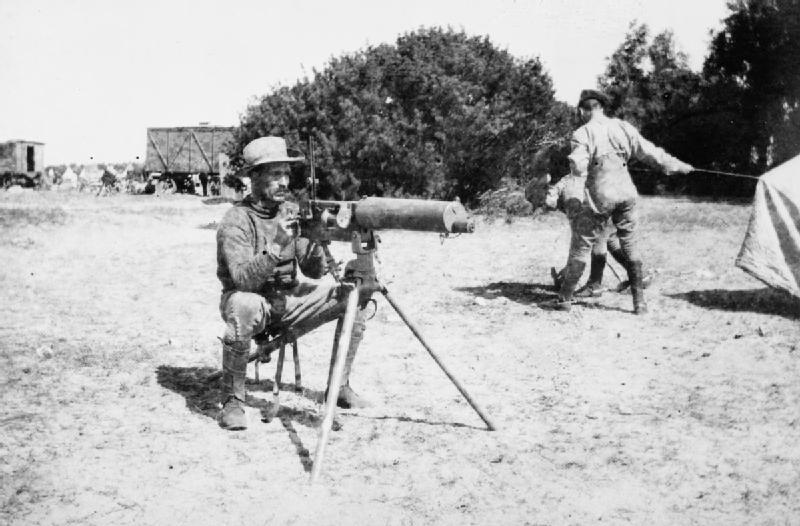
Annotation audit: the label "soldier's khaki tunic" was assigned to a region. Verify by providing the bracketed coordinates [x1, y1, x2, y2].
[565, 114, 690, 265]
[216, 196, 347, 343]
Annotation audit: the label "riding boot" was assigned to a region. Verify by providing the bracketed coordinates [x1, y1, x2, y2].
[575, 253, 606, 298]
[326, 310, 371, 409]
[542, 260, 586, 311]
[551, 267, 564, 291]
[629, 260, 649, 315]
[219, 340, 250, 430]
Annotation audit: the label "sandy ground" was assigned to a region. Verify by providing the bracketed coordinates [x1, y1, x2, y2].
[1, 190, 799, 526]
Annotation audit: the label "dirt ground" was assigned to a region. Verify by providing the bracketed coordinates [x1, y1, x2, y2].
[1, 190, 798, 525]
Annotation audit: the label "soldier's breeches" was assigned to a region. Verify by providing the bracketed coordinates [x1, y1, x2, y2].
[220, 291, 271, 343]
[610, 199, 639, 264]
[219, 281, 349, 343]
[567, 207, 609, 264]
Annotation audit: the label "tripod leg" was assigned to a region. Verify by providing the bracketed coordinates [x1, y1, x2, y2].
[606, 261, 623, 283]
[310, 284, 359, 484]
[326, 317, 344, 390]
[264, 343, 286, 423]
[292, 340, 302, 392]
[381, 287, 497, 431]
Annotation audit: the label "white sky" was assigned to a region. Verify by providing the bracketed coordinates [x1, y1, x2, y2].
[0, 0, 730, 165]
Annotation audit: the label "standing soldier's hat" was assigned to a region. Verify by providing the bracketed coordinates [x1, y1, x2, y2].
[577, 89, 610, 108]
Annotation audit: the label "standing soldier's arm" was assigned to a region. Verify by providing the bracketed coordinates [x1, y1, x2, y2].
[621, 121, 694, 175]
[567, 129, 591, 178]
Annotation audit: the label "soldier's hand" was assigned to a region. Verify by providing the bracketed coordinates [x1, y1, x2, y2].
[268, 218, 297, 260]
[669, 161, 694, 175]
[277, 215, 300, 239]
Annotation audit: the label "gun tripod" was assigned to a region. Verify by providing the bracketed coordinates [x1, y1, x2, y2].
[309, 229, 496, 483]
[208, 228, 495, 483]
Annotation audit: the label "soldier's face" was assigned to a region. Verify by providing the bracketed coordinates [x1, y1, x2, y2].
[251, 163, 290, 204]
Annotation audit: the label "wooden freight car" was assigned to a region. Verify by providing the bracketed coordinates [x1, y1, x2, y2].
[0, 140, 45, 188]
[144, 126, 234, 194]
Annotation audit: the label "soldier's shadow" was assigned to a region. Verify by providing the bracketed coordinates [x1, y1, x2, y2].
[668, 287, 800, 320]
[155, 365, 326, 472]
[456, 281, 556, 305]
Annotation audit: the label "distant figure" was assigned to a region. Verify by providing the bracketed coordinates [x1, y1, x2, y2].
[157, 177, 175, 196]
[209, 178, 220, 196]
[97, 170, 118, 197]
[200, 173, 209, 196]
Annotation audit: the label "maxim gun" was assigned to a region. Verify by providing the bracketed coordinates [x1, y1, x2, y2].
[212, 138, 493, 482]
[298, 196, 475, 236]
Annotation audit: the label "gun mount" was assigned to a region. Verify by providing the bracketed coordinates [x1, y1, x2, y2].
[287, 196, 494, 483]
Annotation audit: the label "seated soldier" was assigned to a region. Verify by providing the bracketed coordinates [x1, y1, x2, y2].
[216, 136, 369, 431]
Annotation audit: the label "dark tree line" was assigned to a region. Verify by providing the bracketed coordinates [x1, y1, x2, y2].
[599, 0, 800, 196]
[231, 1, 800, 203]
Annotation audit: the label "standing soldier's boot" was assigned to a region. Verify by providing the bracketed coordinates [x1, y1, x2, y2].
[326, 310, 371, 409]
[575, 254, 607, 298]
[542, 260, 586, 311]
[551, 267, 564, 290]
[219, 340, 250, 430]
[629, 260, 648, 315]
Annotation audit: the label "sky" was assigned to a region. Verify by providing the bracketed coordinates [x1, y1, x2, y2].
[0, 0, 731, 166]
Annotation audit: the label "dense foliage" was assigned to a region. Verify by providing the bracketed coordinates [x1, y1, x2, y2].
[598, 1, 800, 196]
[232, 28, 568, 204]
[233, 3, 799, 204]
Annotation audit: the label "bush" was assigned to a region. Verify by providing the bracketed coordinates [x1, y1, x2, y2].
[477, 177, 533, 221]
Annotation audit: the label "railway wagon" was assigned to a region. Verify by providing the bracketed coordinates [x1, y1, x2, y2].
[0, 140, 45, 188]
[144, 126, 234, 194]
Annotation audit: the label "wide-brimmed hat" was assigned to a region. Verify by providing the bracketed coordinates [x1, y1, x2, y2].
[577, 89, 610, 108]
[242, 137, 305, 170]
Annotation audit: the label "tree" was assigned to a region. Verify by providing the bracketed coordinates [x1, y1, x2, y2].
[598, 22, 703, 193]
[703, 0, 800, 172]
[231, 27, 563, 204]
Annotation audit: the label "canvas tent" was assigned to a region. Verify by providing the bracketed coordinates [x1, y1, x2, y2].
[736, 155, 800, 298]
[60, 166, 78, 187]
[78, 165, 104, 190]
[58, 166, 78, 190]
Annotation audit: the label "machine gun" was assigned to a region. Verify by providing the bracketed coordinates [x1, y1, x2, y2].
[207, 135, 495, 482]
[285, 195, 494, 483]
[290, 196, 473, 285]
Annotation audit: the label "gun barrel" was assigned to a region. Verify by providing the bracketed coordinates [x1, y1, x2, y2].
[353, 197, 474, 234]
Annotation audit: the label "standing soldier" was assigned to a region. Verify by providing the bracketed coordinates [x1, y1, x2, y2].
[216, 136, 370, 430]
[547, 90, 693, 313]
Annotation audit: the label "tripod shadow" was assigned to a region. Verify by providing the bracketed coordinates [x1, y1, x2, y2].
[360, 414, 486, 431]
[668, 287, 800, 320]
[456, 281, 556, 305]
[155, 365, 325, 472]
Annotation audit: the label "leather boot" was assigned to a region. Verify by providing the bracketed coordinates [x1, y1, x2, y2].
[219, 340, 250, 430]
[551, 267, 564, 291]
[629, 260, 649, 315]
[575, 253, 606, 298]
[542, 260, 586, 311]
[326, 310, 371, 409]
